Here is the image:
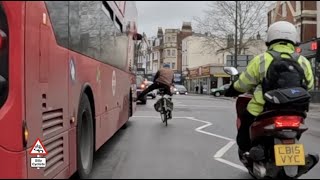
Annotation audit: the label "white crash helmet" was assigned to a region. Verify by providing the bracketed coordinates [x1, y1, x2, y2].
[266, 21, 298, 45]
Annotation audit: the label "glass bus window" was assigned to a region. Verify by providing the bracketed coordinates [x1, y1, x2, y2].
[69, 1, 81, 52]
[100, 4, 116, 64]
[79, 1, 101, 60]
[45, 1, 69, 48]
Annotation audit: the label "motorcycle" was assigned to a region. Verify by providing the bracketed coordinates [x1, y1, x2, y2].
[223, 67, 319, 179]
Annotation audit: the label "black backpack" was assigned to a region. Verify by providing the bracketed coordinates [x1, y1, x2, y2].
[262, 50, 310, 111]
[262, 50, 308, 93]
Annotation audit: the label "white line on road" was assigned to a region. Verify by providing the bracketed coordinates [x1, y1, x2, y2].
[186, 117, 247, 172]
[187, 117, 233, 141]
[215, 158, 248, 172]
[132, 116, 190, 119]
[175, 105, 231, 108]
[131, 115, 247, 172]
[214, 141, 236, 158]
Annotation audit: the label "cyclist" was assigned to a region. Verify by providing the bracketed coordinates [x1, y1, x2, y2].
[137, 64, 174, 101]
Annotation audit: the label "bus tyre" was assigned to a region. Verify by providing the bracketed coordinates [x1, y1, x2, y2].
[77, 94, 94, 179]
[121, 91, 131, 130]
[129, 90, 133, 117]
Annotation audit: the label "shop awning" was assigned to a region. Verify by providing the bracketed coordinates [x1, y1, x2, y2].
[213, 73, 230, 78]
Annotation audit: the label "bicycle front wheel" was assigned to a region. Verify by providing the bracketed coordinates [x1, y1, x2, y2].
[160, 111, 167, 125]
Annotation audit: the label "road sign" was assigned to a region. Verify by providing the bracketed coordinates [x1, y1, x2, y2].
[31, 157, 46, 169]
[29, 138, 48, 155]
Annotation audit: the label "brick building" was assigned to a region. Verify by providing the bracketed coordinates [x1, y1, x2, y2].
[267, 1, 317, 42]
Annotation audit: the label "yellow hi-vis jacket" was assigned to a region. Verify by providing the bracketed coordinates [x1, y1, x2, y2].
[234, 42, 314, 116]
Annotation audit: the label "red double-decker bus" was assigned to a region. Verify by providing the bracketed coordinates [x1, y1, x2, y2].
[0, 1, 139, 179]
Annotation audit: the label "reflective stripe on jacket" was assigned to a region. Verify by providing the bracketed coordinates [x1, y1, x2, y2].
[233, 42, 314, 116]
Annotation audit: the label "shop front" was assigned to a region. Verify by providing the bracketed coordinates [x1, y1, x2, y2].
[186, 65, 230, 94]
[298, 39, 320, 102]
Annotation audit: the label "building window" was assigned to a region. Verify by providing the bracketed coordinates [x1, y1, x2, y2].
[172, 36, 176, 42]
[172, 49, 176, 56]
[282, 3, 287, 17]
[172, 62, 176, 69]
[167, 50, 170, 56]
[152, 53, 154, 60]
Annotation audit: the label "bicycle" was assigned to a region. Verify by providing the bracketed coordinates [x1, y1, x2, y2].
[154, 88, 173, 126]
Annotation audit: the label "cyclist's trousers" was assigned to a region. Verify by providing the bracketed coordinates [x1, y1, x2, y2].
[138, 82, 172, 100]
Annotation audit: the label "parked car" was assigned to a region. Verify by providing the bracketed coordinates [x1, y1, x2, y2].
[173, 84, 188, 95]
[146, 81, 157, 99]
[136, 75, 147, 104]
[210, 84, 230, 97]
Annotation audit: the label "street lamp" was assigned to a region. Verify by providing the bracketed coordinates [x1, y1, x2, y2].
[234, 1, 238, 69]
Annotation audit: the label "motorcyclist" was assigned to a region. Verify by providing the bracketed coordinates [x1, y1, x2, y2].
[225, 21, 314, 154]
[137, 64, 174, 101]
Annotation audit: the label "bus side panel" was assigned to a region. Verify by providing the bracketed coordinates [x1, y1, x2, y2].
[0, 2, 25, 151]
[0, 2, 26, 178]
[25, 2, 69, 178]
[96, 64, 120, 150]
[67, 51, 102, 173]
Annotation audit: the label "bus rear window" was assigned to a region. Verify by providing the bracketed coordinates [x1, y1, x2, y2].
[0, 3, 9, 108]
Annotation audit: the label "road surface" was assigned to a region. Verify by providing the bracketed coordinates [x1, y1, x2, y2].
[85, 95, 320, 179]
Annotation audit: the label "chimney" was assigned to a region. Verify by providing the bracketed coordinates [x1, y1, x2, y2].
[181, 22, 192, 33]
[157, 27, 163, 38]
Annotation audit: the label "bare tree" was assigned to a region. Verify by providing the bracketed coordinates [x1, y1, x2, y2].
[194, 1, 270, 55]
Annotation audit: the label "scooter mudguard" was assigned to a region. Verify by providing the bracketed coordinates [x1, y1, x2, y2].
[284, 166, 298, 178]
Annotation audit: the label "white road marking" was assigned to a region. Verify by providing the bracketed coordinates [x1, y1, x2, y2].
[175, 105, 231, 108]
[132, 116, 189, 119]
[187, 117, 233, 141]
[131, 115, 247, 172]
[214, 141, 236, 158]
[215, 158, 248, 172]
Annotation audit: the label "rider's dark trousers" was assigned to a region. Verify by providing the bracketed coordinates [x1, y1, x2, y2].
[237, 109, 256, 152]
[138, 82, 172, 100]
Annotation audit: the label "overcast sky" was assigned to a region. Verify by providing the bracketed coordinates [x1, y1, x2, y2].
[136, 1, 210, 37]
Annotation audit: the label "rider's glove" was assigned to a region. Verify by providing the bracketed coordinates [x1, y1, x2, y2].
[225, 83, 242, 97]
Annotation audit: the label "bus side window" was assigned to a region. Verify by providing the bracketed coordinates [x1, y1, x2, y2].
[44, 1, 69, 48]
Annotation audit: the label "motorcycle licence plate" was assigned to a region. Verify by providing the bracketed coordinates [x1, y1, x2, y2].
[274, 144, 305, 166]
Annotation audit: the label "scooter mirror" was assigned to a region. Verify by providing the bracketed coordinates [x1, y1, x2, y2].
[223, 67, 239, 76]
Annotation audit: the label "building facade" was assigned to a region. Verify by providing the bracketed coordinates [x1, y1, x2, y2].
[182, 33, 267, 94]
[182, 34, 229, 94]
[162, 29, 179, 70]
[267, 1, 317, 43]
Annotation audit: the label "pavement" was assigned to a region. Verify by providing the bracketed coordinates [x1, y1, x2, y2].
[84, 94, 320, 179]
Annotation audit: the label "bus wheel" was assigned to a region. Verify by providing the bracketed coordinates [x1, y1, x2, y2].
[129, 90, 132, 117]
[76, 94, 94, 179]
[121, 91, 131, 130]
